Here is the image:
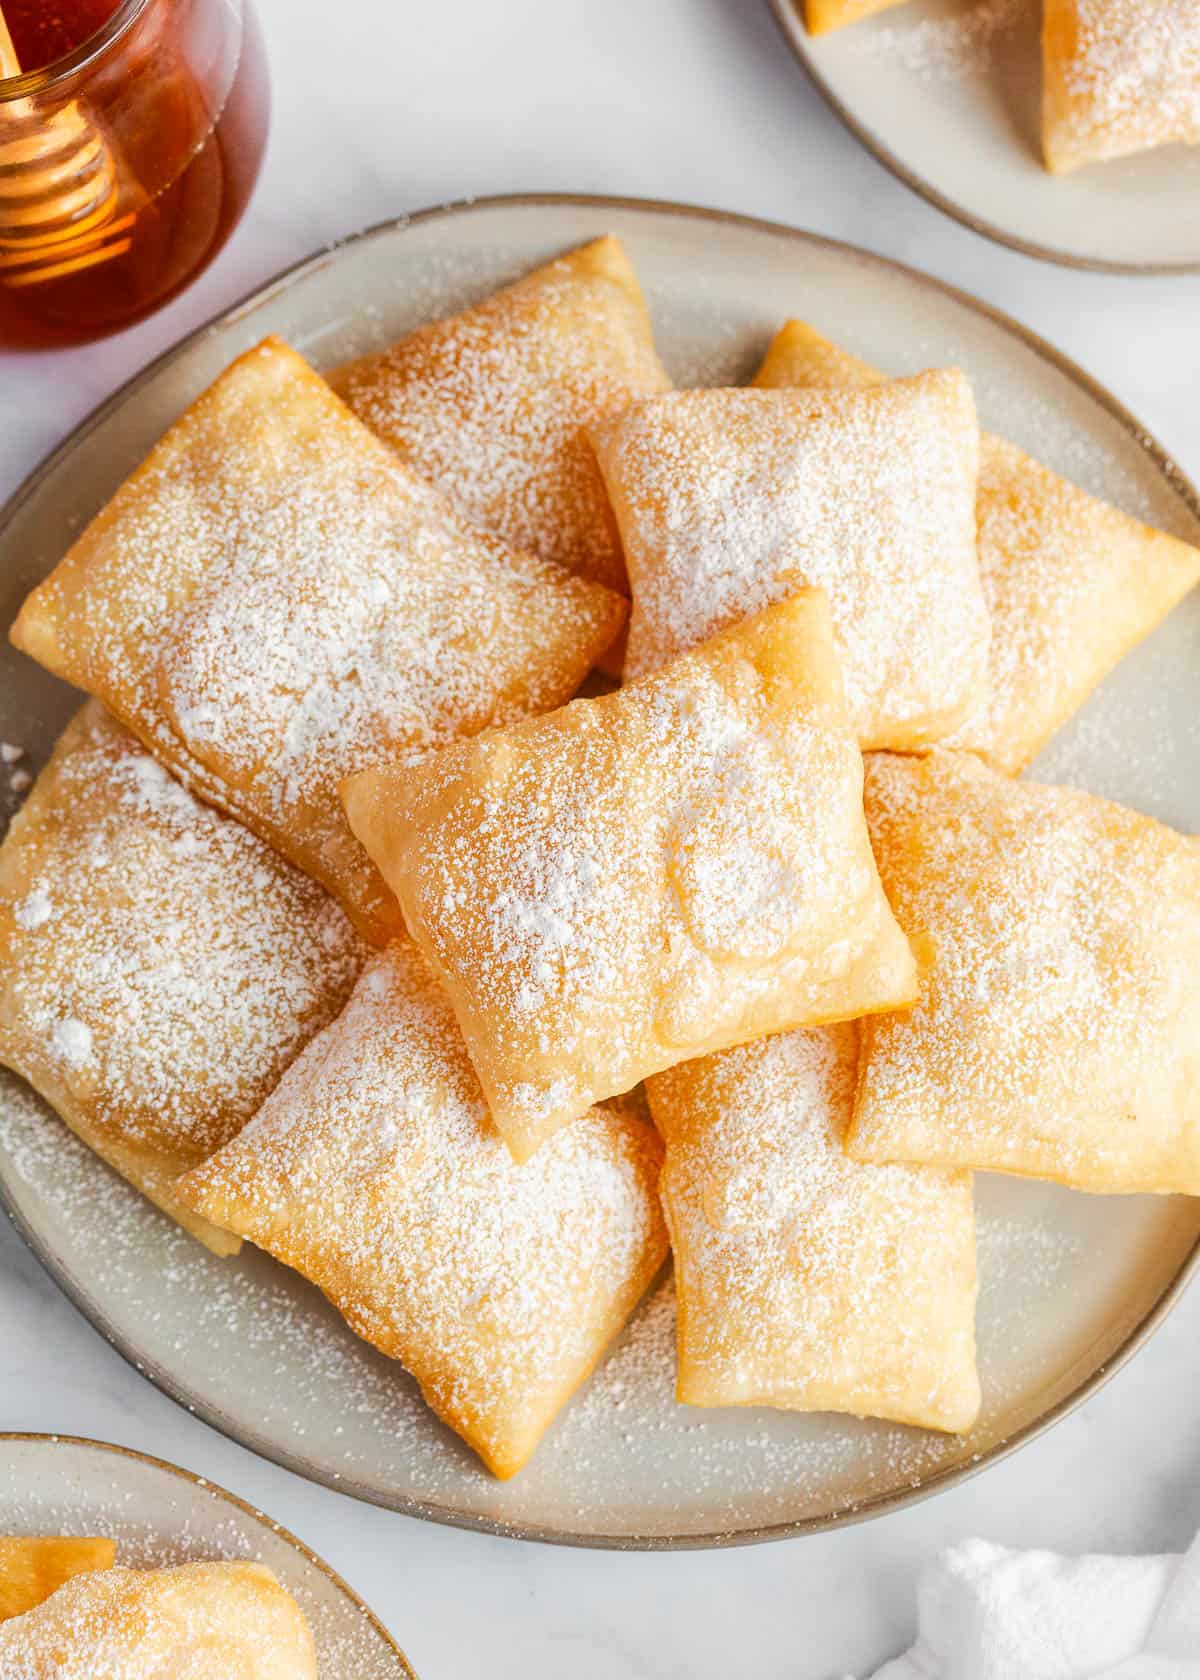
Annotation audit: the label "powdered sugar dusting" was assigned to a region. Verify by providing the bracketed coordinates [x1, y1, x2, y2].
[0, 1072, 1189, 1536]
[0, 1450, 399, 1677]
[1046, 0, 1200, 168]
[855, 751, 1200, 1191]
[0, 1079, 478, 1491]
[559, 1273, 957, 1519]
[754, 324, 1200, 774]
[371, 597, 907, 1155]
[178, 943, 666, 1475]
[0, 1560, 319, 1676]
[336, 237, 671, 593]
[944, 433, 1200, 770]
[13, 887, 52, 931]
[650, 1026, 979, 1430]
[48, 1018, 92, 1072]
[590, 376, 987, 748]
[0, 703, 362, 1174]
[17, 339, 622, 936]
[1, 212, 1197, 1548]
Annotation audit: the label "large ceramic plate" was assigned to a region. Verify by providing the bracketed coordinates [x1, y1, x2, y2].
[769, 0, 1200, 273]
[2, 194, 1199, 1548]
[0, 1434, 414, 1674]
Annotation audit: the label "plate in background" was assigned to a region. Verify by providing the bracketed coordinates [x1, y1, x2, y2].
[769, 0, 1200, 272]
[1, 194, 1199, 1547]
[0, 1434, 414, 1674]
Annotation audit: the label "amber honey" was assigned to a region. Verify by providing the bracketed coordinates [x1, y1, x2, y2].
[0, 0, 268, 347]
[5, 1, 127, 70]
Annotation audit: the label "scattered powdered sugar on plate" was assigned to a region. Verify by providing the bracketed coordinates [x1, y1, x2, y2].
[1007, 395, 1167, 521]
[1030, 651, 1200, 824]
[0, 1080, 476, 1494]
[6, 1064, 1182, 1537]
[559, 1275, 956, 1523]
[849, 0, 1026, 82]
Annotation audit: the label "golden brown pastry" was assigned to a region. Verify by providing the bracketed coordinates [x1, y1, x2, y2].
[804, 0, 909, 33]
[849, 751, 1200, 1194]
[0, 1560, 316, 1677]
[1043, 0, 1200, 173]
[342, 591, 917, 1161]
[177, 941, 668, 1480]
[11, 337, 627, 943]
[0, 1538, 116, 1621]
[334, 236, 672, 595]
[754, 319, 1200, 774]
[589, 372, 987, 751]
[648, 1024, 979, 1432]
[0, 703, 362, 1255]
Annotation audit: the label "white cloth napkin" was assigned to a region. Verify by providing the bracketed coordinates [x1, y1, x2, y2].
[870, 1534, 1200, 1680]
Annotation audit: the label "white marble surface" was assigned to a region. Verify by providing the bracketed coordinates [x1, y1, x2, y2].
[2, 2, 1199, 1675]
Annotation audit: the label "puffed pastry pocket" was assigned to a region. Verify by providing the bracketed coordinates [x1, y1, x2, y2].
[0, 703, 363, 1255]
[589, 371, 987, 751]
[343, 591, 917, 1161]
[0, 1561, 316, 1677]
[335, 235, 672, 595]
[1042, 0, 1200, 173]
[849, 750, 1200, 1195]
[0, 1538, 116, 1621]
[753, 319, 1200, 775]
[177, 941, 669, 1480]
[11, 337, 627, 942]
[648, 1023, 979, 1433]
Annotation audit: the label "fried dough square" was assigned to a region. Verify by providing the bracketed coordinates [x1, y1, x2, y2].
[589, 371, 987, 750]
[0, 703, 362, 1254]
[11, 337, 626, 941]
[648, 1023, 979, 1432]
[1043, 0, 1200, 172]
[177, 941, 668, 1479]
[343, 591, 917, 1160]
[335, 236, 671, 594]
[0, 1537, 116, 1622]
[753, 319, 1200, 774]
[0, 1562, 315, 1675]
[849, 751, 1200, 1194]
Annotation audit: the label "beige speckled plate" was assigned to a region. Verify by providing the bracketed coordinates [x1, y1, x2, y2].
[769, 0, 1200, 273]
[2, 195, 1200, 1548]
[0, 1434, 414, 1674]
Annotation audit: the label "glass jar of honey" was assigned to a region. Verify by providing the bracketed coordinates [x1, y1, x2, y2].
[0, 0, 269, 346]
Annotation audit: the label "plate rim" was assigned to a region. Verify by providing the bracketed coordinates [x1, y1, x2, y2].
[0, 1430, 417, 1672]
[765, 0, 1200, 277]
[2, 189, 1199, 1550]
